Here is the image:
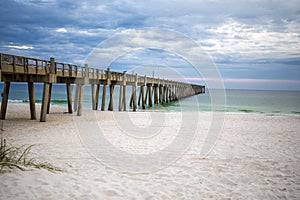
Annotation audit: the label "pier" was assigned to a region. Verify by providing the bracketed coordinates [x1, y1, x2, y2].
[0, 53, 205, 122]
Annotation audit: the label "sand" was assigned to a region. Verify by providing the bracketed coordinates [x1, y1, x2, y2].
[0, 103, 299, 199]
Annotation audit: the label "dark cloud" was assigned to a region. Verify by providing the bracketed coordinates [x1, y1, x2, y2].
[0, 0, 299, 90]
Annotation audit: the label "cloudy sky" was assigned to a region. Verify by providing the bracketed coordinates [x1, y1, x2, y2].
[0, 0, 299, 90]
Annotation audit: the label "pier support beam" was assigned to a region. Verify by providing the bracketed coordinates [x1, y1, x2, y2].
[108, 84, 115, 111]
[46, 83, 52, 114]
[91, 84, 96, 110]
[28, 82, 36, 120]
[131, 74, 137, 111]
[77, 84, 84, 116]
[141, 85, 145, 109]
[138, 86, 142, 107]
[119, 85, 124, 111]
[165, 86, 169, 103]
[95, 84, 100, 110]
[66, 83, 72, 113]
[101, 84, 107, 111]
[154, 86, 158, 104]
[119, 84, 127, 111]
[119, 72, 126, 111]
[132, 85, 137, 111]
[74, 84, 79, 112]
[123, 85, 126, 111]
[40, 83, 50, 122]
[138, 85, 146, 109]
[158, 86, 162, 104]
[148, 84, 153, 107]
[145, 86, 148, 105]
[0, 82, 11, 120]
[162, 86, 166, 104]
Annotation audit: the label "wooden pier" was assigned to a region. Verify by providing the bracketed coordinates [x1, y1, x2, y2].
[0, 53, 205, 122]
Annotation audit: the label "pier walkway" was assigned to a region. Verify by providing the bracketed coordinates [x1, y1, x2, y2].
[0, 53, 205, 122]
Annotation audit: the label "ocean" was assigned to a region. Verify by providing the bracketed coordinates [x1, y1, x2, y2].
[0, 83, 299, 115]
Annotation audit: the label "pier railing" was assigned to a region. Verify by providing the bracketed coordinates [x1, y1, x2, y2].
[0, 53, 205, 122]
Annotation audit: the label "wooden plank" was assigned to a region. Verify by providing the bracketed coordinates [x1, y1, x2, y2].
[0, 82, 11, 120]
[66, 83, 73, 113]
[28, 82, 36, 120]
[40, 83, 50, 122]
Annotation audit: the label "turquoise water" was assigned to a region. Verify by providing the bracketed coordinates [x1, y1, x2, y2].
[0, 83, 299, 114]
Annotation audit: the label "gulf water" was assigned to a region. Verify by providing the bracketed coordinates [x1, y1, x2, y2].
[0, 83, 299, 115]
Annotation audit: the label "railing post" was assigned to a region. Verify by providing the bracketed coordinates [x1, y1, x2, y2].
[69, 64, 72, 77]
[62, 64, 65, 76]
[84, 64, 89, 78]
[35, 59, 39, 74]
[24, 58, 28, 74]
[50, 57, 55, 74]
[13, 56, 16, 73]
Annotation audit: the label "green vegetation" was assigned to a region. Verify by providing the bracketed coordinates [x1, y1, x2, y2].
[0, 123, 63, 173]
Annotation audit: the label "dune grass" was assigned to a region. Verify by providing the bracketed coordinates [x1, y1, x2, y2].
[0, 122, 63, 173]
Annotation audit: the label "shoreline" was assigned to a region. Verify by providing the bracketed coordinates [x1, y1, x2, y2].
[3, 101, 300, 117]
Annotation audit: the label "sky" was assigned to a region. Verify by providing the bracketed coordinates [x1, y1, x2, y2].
[0, 0, 299, 90]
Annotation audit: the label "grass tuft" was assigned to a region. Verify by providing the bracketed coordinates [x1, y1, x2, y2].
[0, 121, 63, 173]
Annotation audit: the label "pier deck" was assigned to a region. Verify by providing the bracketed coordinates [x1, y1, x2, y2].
[0, 53, 205, 122]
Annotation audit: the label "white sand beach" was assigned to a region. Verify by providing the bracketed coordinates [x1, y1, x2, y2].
[0, 104, 299, 199]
